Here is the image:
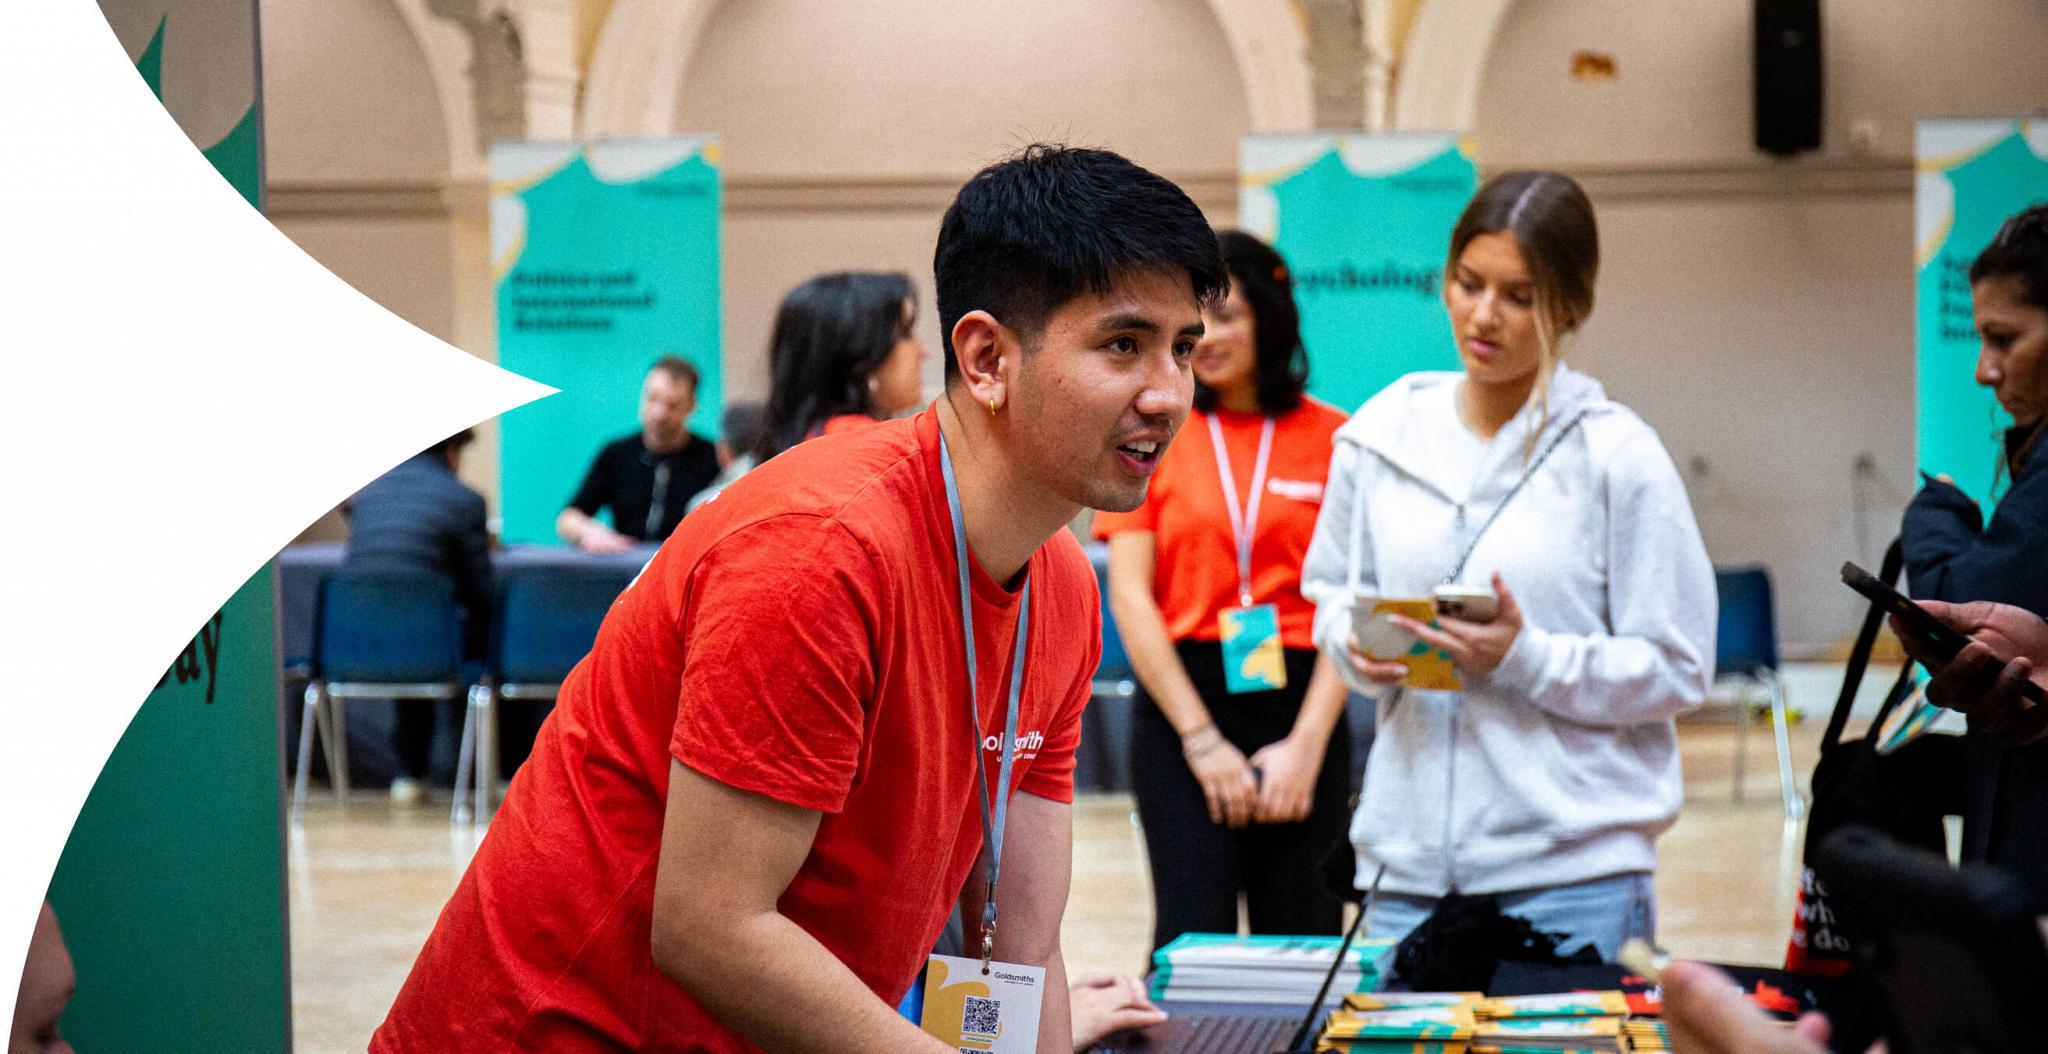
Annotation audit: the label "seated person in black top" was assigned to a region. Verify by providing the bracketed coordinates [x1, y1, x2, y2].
[344, 427, 492, 805]
[556, 356, 721, 552]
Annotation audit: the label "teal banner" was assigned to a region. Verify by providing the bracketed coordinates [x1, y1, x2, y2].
[54, 4, 290, 1050]
[1240, 134, 1478, 412]
[493, 137, 723, 543]
[1916, 119, 2048, 501]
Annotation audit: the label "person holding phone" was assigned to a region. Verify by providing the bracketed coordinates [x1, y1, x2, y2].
[1300, 171, 1715, 964]
[1095, 230, 1354, 953]
[1902, 203, 2048, 905]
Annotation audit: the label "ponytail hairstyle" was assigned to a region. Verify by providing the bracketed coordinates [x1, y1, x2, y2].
[1445, 170, 1599, 456]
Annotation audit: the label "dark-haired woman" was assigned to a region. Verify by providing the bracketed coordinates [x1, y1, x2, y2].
[1095, 230, 1354, 953]
[755, 271, 927, 460]
[1303, 171, 1715, 965]
[1904, 203, 2048, 905]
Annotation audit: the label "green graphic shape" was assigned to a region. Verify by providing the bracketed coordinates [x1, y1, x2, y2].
[1254, 143, 1476, 412]
[495, 145, 723, 543]
[50, 569, 288, 1052]
[1917, 122, 2048, 502]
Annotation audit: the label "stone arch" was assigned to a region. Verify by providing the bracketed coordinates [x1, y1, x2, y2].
[1389, 0, 1514, 131]
[578, 0, 1315, 136]
[387, 0, 484, 177]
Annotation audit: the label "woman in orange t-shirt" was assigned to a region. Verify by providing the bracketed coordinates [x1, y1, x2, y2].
[1095, 231, 1353, 952]
[754, 270, 929, 460]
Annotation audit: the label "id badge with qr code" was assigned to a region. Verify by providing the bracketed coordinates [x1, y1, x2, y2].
[1218, 603, 1287, 694]
[918, 954, 1044, 1053]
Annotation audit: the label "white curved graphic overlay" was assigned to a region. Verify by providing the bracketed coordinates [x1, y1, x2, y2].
[0, 0, 554, 1025]
[587, 136, 713, 184]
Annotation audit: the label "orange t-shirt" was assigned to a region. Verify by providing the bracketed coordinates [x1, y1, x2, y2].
[1094, 399, 1347, 650]
[373, 408, 1098, 1052]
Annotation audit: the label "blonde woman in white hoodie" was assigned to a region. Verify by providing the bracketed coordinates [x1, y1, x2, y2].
[1301, 171, 1715, 968]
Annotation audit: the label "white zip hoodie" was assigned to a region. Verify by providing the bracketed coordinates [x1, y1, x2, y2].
[1302, 365, 1715, 897]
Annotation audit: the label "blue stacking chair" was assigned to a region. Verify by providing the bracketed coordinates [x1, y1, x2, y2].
[1712, 566, 1802, 822]
[1079, 541, 1138, 793]
[294, 571, 465, 821]
[453, 568, 630, 824]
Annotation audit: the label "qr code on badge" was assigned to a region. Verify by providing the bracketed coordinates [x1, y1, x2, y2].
[961, 993, 1001, 1036]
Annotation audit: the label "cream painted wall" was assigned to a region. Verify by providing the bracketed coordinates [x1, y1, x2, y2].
[672, 0, 1251, 178]
[259, 0, 451, 182]
[1474, 0, 2048, 166]
[675, 0, 1252, 402]
[261, 0, 478, 538]
[1468, 0, 2048, 651]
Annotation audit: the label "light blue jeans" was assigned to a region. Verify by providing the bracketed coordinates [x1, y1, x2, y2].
[1362, 872, 1656, 988]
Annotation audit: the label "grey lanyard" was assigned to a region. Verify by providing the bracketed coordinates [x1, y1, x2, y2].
[646, 459, 671, 537]
[1440, 410, 1585, 586]
[1206, 414, 1276, 608]
[938, 431, 1031, 970]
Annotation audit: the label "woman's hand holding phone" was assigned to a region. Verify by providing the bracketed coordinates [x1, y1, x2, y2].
[1390, 573, 1525, 678]
[1895, 599, 2048, 747]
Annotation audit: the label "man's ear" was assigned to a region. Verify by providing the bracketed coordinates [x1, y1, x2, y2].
[949, 310, 1015, 411]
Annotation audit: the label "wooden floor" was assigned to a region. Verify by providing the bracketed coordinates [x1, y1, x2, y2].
[287, 663, 1891, 1053]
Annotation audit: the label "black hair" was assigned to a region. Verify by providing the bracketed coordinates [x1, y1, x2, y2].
[718, 400, 767, 457]
[755, 271, 916, 459]
[1969, 203, 2048, 310]
[1971, 203, 2048, 490]
[425, 427, 474, 461]
[933, 143, 1226, 379]
[1194, 230, 1308, 415]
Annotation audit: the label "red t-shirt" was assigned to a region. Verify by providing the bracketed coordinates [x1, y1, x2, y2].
[1092, 399, 1346, 650]
[373, 408, 1099, 1052]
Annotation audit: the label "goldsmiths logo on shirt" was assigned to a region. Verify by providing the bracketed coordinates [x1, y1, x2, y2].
[1267, 478, 1324, 503]
[984, 730, 1045, 763]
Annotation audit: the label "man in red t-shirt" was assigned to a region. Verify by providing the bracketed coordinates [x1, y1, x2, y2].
[372, 144, 1225, 1053]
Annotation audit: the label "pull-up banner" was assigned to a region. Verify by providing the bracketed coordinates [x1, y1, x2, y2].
[492, 137, 723, 543]
[1240, 134, 1478, 413]
[1916, 119, 2048, 502]
[60, 4, 289, 1051]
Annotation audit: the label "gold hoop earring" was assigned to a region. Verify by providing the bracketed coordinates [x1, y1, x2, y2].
[987, 397, 998, 414]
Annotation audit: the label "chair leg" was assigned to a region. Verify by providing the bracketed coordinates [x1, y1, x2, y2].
[1766, 670, 1803, 824]
[293, 681, 322, 822]
[1732, 681, 1753, 803]
[477, 685, 498, 821]
[452, 685, 483, 826]
[327, 696, 351, 801]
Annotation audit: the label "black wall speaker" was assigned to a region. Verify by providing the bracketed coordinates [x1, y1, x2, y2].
[1755, 0, 1823, 156]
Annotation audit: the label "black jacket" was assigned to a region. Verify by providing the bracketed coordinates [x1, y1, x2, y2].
[345, 451, 493, 658]
[1904, 423, 2048, 905]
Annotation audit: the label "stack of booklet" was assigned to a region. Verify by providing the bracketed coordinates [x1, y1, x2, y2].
[1317, 990, 1639, 1053]
[1146, 933, 1396, 1006]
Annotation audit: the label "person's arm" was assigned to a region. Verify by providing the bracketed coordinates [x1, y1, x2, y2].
[1300, 440, 1406, 694]
[1104, 531, 1257, 828]
[1904, 471, 2048, 613]
[1249, 654, 1348, 823]
[1661, 959, 1830, 1054]
[558, 507, 634, 553]
[1442, 432, 1715, 727]
[652, 760, 955, 1054]
[451, 491, 495, 655]
[955, 790, 1073, 1054]
[560, 447, 636, 552]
